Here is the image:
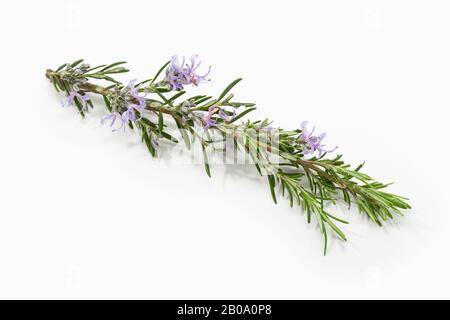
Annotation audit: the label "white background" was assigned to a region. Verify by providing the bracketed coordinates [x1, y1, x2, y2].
[0, 0, 449, 299]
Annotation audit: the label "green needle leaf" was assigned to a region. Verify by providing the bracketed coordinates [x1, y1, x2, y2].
[56, 63, 68, 72]
[100, 61, 127, 72]
[102, 95, 112, 112]
[268, 174, 277, 204]
[201, 144, 211, 177]
[71, 59, 84, 67]
[228, 107, 256, 123]
[150, 61, 170, 85]
[141, 127, 156, 157]
[217, 78, 242, 101]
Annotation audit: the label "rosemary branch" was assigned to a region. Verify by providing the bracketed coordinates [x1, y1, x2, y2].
[45, 58, 411, 254]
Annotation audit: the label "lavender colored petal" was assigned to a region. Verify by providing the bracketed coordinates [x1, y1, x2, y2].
[79, 93, 90, 102]
[66, 92, 75, 106]
[318, 132, 327, 140]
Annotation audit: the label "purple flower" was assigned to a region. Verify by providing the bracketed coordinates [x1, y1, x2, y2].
[127, 79, 147, 109]
[124, 79, 147, 120]
[218, 108, 236, 122]
[184, 55, 211, 86]
[165, 55, 210, 91]
[101, 80, 148, 132]
[101, 112, 125, 131]
[300, 121, 336, 157]
[202, 106, 236, 130]
[121, 108, 137, 123]
[202, 106, 219, 130]
[62, 90, 90, 107]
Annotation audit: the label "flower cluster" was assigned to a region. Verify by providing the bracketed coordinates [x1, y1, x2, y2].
[59, 63, 90, 89]
[299, 121, 336, 157]
[59, 63, 92, 109]
[164, 55, 210, 91]
[101, 80, 147, 131]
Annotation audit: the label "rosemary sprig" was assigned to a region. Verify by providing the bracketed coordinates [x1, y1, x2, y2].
[45, 57, 411, 254]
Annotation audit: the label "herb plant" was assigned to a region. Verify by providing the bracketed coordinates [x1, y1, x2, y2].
[46, 56, 411, 254]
